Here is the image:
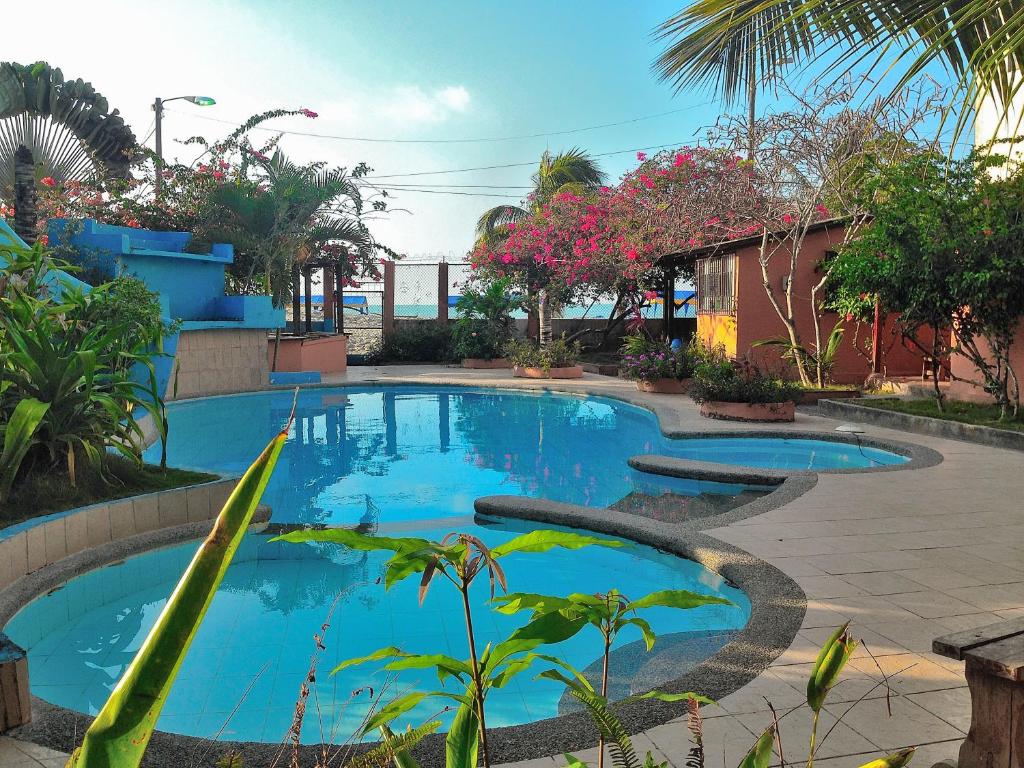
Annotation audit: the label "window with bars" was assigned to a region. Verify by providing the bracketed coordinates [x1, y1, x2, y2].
[695, 253, 737, 314]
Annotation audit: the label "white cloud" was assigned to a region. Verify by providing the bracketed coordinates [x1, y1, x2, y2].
[377, 84, 471, 124]
[436, 85, 470, 112]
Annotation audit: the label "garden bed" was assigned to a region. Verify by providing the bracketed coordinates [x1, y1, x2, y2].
[513, 365, 584, 379]
[796, 387, 859, 405]
[462, 357, 512, 369]
[700, 401, 796, 422]
[1, 459, 219, 530]
[819, 397, 1024, 451]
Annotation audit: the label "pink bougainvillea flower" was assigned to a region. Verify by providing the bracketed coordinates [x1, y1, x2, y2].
[816, 203, 830, 217]
[300, 108, 319, 118]
[40, 176, 56, 187]
[212, 171, 225, 181]
[38, 234, 49, 246]
[636, 152, 647, 161]
[782, 213, 794, 225]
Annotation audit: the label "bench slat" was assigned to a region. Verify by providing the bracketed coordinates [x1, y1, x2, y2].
[933, 616, 1024, 660]
[966, 636, 1024, 681]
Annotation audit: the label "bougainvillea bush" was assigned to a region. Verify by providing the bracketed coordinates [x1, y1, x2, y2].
[468, 147, 767, 337]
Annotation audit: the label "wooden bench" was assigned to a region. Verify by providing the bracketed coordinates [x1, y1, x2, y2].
[0, 634, 30, 731]
[934, 617, 1024, 768]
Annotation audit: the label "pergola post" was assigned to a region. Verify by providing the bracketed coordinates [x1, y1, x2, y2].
[323, 265, 336, 333]
[662, 266, 675, 341]
[291, 265, 302, 336]
[335, 269, 346, 335]
[303, 267, 313, 334]
[382, 260, 395, 339]
[437, 262, 449, 325]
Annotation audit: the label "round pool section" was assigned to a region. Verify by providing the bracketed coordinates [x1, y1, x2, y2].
[4, 386, 904, 744]
[6, 525, 749, 743]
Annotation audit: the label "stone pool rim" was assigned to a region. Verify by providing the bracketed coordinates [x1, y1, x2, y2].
[0, 380, 944, 765]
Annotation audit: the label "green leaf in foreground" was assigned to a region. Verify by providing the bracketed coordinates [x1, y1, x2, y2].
[67, 410, 293, 768]
[737, 726, 776, 768]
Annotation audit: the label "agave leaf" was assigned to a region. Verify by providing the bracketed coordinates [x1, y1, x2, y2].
[857, 747, 916, 768]
[490, 529, 626, 558]
[737, 726, 776, 768]
[67, 414, 292, 768]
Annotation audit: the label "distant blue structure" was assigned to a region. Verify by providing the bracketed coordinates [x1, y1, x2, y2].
[46, 219, 283, 399]
[48, 219, 283, 330]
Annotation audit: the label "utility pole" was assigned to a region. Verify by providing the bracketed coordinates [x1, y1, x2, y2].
[153, 97, 164, 194]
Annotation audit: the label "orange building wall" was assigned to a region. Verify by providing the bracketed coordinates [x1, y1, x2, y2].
[947, 319, 1024, 403]
[698, 224, 927, 385]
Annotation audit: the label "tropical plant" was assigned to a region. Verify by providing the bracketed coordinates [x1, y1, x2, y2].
[452, 278, 523, 360]
[494, 589, 730, 768]
[369, 323, 455, 363]
[752, 324, 846, 386]
[0, 236, 172, 493]
[271, 528, 625, 768]
[619, 336, 698, 382]
[504, 337, 581, 371]
[652, 0, 1021, 150]
[0, 397, 49, 503]
[66, 404, 293, 768]
[689, 348, 800, 405]
[474, 149, 605, 347]
[0, 61, 137, 245]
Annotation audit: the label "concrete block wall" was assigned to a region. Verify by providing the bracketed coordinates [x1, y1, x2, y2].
[170, 328, 269, 399]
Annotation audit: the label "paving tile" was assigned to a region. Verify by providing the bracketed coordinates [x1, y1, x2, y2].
[801, 625, 909, 660]
[893, 567, 984, 590]
[793, 576, 867, 599]
[886, 590, 986, 619]
[764, 557, 828, 577]
[646, 714, 756, 768]
[827, 696, 964, 751]
[945, 583, 1024, 612]
[735, 708, 876, 761]
[716, 669, 807, 715]
[905, 687, 972, 732]
[845, 653, 966, 696]
[840, 572, 931, 596]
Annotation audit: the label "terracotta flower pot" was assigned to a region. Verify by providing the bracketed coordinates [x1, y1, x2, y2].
[512, 365, 584, 379]
[636, 378, 692, 394]
[699, 400, 796, 422]
[462, 358, 512, 369]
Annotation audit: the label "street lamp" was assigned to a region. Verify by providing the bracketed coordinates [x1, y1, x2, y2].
[152, 95, 216, 192]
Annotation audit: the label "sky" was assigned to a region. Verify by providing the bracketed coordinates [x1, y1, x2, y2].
[6, 0, 960, 261]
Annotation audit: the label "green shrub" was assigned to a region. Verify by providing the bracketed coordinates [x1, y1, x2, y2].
[689, 348, 800, 404]
[504, 337, 581, 370]
[618, 335, 698, 382]
[451, 278, 522, 360]
[451, 318, 507, 360]
[369, 323, 455, 363]
[0, 241, 167, 492]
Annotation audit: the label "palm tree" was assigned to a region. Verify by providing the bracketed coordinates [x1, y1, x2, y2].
[652, 0, 1022, 150]
[207, 150, 374, 368]
[475, 148, 605, 346]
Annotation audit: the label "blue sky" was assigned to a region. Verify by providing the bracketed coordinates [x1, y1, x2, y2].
[9, 0, 959, 259]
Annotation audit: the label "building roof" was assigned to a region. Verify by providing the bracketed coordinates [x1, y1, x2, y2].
[659, 217, 849, 265]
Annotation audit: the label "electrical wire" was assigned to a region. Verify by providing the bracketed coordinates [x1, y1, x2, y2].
[162, 103, 714, 145]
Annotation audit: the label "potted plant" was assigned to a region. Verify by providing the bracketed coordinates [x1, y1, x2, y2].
[619, 335, 697, 393]
[452, 279, 522, 368]
[506, 337, 584, 379]
[690, 350, 800, 422]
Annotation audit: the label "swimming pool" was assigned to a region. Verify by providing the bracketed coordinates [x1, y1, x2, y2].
[4, 387, 903, 744]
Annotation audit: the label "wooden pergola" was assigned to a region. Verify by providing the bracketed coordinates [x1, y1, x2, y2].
[290, 256, 347, 337]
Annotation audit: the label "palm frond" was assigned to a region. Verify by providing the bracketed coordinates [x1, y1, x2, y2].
[475, 204, 529, 240]
[569, 687, 642, 768]
[652, 0, 1024, 147]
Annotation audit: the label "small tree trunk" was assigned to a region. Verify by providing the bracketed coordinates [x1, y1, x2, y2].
[13, 146, 38, 246]
[272, 327, 281, 372]
[930, 325, 944, 411]
[538, 290, 553, 348]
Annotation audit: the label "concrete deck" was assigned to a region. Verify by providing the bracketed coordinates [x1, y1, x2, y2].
[8, 364, 1024, 766]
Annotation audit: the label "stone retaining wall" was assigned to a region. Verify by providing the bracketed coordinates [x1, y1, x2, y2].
[0, 479, 237, 591]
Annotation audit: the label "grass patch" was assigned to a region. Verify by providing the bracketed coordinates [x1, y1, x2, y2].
[1, 455, 218, 529]
[857, 397, 1024, 432]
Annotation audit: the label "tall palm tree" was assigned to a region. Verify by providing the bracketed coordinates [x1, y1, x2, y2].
[653, 0, 1023, 150]
[475, 148, 605, 346]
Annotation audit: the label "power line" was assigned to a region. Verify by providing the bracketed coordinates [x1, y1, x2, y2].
[162, 103, 712, 145]
[381, 187, 523, 198]
[382, 182, 534, 189]
[362, 141, 694, 180]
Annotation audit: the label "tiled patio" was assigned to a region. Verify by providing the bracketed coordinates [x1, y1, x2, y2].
[7, 365, 1023, 766]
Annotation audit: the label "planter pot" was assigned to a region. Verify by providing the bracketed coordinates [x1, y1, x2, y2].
[796, 388, 860, 405]
[636, 377, 692, 394]
[513, 365, 584, 380]
[462, 357, 512, 369]
[699, 400, 796, 422]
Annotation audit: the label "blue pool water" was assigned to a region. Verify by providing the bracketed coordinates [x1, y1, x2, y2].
[5, 387, 905, 744]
